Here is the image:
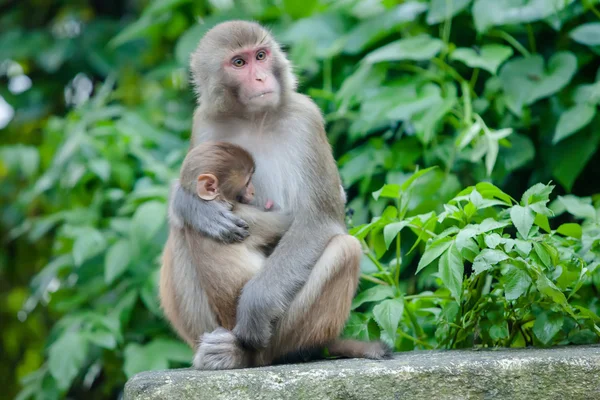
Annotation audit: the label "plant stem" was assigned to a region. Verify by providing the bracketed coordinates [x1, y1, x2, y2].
[488, 30, 531, 57]
[526, 24, 536, 54]
[404, 293, 452, 300]
[404, 300, 426, 340]
[360, 273, 390, 286]
[397, 329, 433, 349]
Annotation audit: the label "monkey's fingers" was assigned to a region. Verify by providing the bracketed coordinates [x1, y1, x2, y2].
[214, 203, 249, 243]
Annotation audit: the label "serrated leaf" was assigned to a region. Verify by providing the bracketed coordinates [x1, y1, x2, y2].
[569, 22, 600, 46]
[511, 205, 534, 239]
[417, 237, 453, 273]
[351, 285, 395, 310]
[439, 244, 463, 301]
[553, 104, 596, 144]
[104, 239, 132, 284]
[48, 332, 89, 390]
[556, 223, 582, 239]
[364, 34, 443, 63]
[372, 299, 404, 340]
[473, 248, 509, 275]
[533, 311, 564, 345]
[450, 44, 513, 74]
[503, 265, 532, 301]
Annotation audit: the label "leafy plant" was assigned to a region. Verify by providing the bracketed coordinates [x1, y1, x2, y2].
[347, 177, 600, 350]
[1, 0, 600, 399]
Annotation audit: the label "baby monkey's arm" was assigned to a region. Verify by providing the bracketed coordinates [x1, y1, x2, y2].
[233, 203, 292, 249]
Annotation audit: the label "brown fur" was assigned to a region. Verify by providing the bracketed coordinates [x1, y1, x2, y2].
[162, 20, 391, 370]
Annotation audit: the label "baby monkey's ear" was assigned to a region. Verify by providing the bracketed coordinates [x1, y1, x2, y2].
[196, 174, 219, 200]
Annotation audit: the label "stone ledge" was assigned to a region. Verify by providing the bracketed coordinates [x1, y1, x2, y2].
[124, 345, 600, 400]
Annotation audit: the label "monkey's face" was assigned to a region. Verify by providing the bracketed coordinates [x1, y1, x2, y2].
[237, 178, 255, 204]
[225, 47, 281, 112]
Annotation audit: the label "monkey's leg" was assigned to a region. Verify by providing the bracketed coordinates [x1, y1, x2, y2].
[194, 234, 389, 370]
[257, 234, 391, 365]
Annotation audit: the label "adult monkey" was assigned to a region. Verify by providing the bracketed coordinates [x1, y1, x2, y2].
[168, 20, 389, 368]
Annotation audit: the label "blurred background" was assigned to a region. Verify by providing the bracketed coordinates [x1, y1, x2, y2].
[1, 0, 600, 399]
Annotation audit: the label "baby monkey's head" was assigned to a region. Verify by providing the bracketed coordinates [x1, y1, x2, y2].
[180, 141, 255, 204]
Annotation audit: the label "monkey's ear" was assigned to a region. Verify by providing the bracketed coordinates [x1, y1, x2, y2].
[196, 174, 219, 200]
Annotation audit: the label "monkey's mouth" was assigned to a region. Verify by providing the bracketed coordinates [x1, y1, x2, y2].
[249, 91, 274, 100]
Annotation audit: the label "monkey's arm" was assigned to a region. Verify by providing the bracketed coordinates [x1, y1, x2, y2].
[233, 101, 346, 349]
[169, 180, 250, 243]
[234, 204, 292, 248]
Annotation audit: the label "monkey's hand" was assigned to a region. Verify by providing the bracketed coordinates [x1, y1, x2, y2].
[232, 278, 278, 349]
[170, 180, 249, 243]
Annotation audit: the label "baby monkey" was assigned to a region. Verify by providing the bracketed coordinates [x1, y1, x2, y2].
[161, 141, 291, 344]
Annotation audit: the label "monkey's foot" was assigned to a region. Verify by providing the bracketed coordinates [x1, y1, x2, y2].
[193, 328, 250, 370]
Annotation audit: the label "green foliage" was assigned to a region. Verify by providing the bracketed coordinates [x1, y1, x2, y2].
[1, 0, 600, 399]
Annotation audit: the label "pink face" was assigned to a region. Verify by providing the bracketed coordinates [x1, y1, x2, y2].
[224, 46, 281, 111]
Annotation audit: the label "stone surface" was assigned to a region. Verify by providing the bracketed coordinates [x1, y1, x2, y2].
[125, 345, 600, 400]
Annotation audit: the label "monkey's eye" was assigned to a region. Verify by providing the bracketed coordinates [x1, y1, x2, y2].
[232, 58, 246, 68]
[256, 50, 266, 61]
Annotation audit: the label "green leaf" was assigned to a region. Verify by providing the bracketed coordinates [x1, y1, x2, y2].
[344, 3, 428, 55]
[383, 221, 409, 249]
[556, 223, 582, 239]
[400, 166, 438, 191]
[283, 0, 318, 18]
[533, 242, 552, 268]
[552, 131, 600, 191]
[569, 22, 600, 46]
[557, 195, 596, 220]
[372, 184, 401, 200]
[534, 214, 551, 233]
[343, 313, 372, 341]
[533, 311, 564, 345]
[131, 201, 167, 244]
[473, 248, 509, 275]
[499, 52, 577, 115]
[48, 332, 89, 390]
[351, 285, 395, 310]
[439, 244, 464, 302]
[553, 104, 596, 144]
[473, 0, 572, 33]
[426, 0, 471, 24]
[514, 240, 532, 257]
[489, 321, 509, 340]
[510, 205, 534, 239]
[84, 331, 117, 350]
[372, 299, 404, 340]
[364, 35, 444, 63]
[73, 229, 107, 266]
[536, 274, 568, 307]
[483, 233, 502, 249]
[503, 265, 532, 301]
[417, 237, 453, 273]
[104, 239, 132, 284]
[450, 44, 513, 74]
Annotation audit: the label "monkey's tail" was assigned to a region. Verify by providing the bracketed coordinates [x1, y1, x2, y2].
[193, 328, 251, 370]
[326, 338, 393, 360]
